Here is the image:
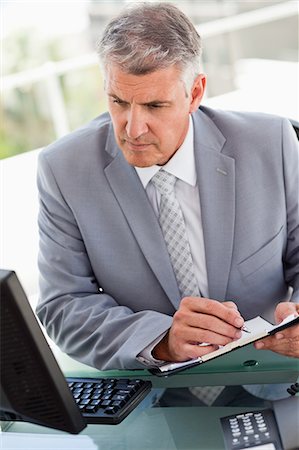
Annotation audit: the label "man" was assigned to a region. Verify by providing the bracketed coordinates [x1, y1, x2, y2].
[36, 2, 299, 380]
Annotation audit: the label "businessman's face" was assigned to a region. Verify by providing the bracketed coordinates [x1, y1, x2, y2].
[106, 64, 206, 167]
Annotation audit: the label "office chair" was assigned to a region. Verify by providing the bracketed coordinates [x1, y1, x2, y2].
[290, 118, 299, 140]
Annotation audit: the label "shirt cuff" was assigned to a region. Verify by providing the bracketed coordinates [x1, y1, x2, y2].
[136, 331, 168, 367]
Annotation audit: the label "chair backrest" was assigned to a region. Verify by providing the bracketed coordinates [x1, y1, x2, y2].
[290, 118, 299, 140]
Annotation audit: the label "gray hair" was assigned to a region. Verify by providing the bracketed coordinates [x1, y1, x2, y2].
[97, 2, 202, 91]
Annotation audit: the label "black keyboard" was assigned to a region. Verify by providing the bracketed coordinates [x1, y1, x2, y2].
[67, 377, 152, 424]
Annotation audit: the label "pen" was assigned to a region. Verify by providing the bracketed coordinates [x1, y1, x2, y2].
[241, 325, 251, 333]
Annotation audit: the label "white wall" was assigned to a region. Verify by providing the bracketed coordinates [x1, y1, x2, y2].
[1, 149, 41, 302]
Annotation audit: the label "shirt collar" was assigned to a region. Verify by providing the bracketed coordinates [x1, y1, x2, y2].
[135, 116, 196, 188]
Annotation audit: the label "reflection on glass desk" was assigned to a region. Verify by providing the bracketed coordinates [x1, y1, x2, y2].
[3, 397, 299, 450]
[2, 344, 299, 450]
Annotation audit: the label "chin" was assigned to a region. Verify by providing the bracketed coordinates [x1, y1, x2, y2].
[122, 151, 156, 168]
[134, 161, 155, 168]
[128, 158, 155, 168]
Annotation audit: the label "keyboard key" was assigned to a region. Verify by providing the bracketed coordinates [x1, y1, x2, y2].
[91, 400, 101, 406]
[94, 388, 104, 394]
[66, 376, 152, 424]
[85, 405, 98, 413]
[112, 394, 127, 401]
[105, 406, 118, 415]
[83, 388, 93, 394]
[112, 400, 124, 408]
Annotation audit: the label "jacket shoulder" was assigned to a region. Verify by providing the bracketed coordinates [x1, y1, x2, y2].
[39, 112, 112, 162]
[200, 105, 287, 135]
[198, 105, 295, 155]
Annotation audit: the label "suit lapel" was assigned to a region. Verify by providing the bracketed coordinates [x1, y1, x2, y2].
[193, 109, 236, 300]
[104, 126, 181, 309]
[103, 110, 236, 306]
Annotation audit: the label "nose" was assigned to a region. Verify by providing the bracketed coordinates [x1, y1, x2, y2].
[125, 107, 148, 139]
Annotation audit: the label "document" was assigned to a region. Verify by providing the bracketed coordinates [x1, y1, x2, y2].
[150, 313, 299, 376]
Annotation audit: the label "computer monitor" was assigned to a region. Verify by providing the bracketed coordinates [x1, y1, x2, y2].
[0, 269, 86, 434]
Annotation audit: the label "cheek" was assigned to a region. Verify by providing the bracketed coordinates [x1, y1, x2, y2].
[110, 114, 125, 136]
[163, 115, 188, 141]
[109, 106, 125, 126]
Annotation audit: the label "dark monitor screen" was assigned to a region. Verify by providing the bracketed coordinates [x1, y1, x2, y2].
[0, 269, 86, 434]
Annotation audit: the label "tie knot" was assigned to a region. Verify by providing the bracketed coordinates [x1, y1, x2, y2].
[151, 169, 176, 195]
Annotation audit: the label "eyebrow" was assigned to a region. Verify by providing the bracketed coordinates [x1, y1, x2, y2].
[108, 93, 172, 106]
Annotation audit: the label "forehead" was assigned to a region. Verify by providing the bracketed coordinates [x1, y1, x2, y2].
[105, 64, 185, 101]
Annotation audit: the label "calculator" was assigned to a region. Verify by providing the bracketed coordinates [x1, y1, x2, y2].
[220, 409, 283, 450]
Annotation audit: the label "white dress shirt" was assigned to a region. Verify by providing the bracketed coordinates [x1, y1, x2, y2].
[135, 116, 209, 365]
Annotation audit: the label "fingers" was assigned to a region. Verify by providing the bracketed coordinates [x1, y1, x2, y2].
[173, 311, 242, 344]
[159, 298, 299, 362]
[272, 302, 299, 340]
[184, 343, 219, 360]
[254, 333, 299, 358]
[254, 302, 299, 358]
[162, 297, 246, 361]
[275, 301, 299, 324]
[180, 297, 244, 329]
[223, 301, 239, 311]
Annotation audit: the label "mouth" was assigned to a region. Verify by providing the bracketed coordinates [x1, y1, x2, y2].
[124, 140, 152, 151]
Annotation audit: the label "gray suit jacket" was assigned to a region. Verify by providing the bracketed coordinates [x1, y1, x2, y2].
[36, 106, 299, 370]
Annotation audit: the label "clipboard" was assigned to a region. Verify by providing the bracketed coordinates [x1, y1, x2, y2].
[149, 313, 299, 377]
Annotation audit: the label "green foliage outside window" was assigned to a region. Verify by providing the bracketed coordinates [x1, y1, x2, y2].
[1, 29, 104, 160]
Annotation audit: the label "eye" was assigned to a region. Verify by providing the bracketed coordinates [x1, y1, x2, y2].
[147, 103, 163, 110]
[147, 103, 162, 109]
[112, 98, 125, 105]
[110, 96, 128, 107]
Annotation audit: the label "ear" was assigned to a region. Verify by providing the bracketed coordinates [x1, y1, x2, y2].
[189, 74, 206, 113]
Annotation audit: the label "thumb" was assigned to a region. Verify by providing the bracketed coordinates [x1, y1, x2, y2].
[275, 302, 298, 324]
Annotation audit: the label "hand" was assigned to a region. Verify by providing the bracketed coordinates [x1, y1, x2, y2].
[153, 297, 245, 362]
[254, 302, 299, 358]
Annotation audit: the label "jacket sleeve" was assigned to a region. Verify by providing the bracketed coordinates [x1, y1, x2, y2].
[36, 151, 172, 370]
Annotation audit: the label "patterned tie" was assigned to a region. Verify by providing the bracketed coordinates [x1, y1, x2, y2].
[151, 169, 199, 298]
[152, 169, 225, 405]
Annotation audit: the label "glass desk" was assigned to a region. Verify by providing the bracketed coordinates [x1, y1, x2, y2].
[54, 341, 299, 388]
[2, 344, 299, 450]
